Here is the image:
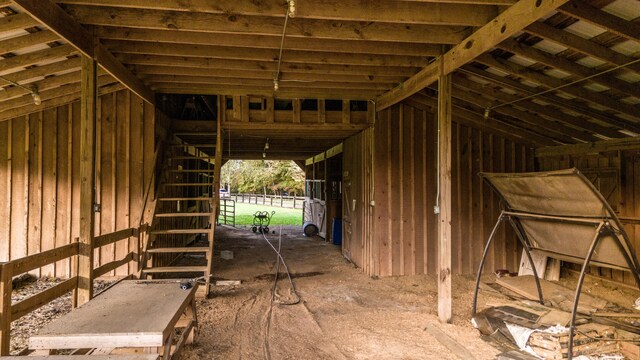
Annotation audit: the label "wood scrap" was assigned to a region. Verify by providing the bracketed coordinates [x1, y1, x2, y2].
[528, 324, 617, 359]
[496, 275, 608, 314]
[424, 323, 476, 360]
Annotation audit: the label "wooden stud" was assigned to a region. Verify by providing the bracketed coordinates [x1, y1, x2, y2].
[266, 97, 274, 123]
[292, 99, 301, 124]
[75, 54, 97, 307]
[0, 263, 12, 355]
[342, 100, 350, 124]
[437, 68, 452, 323]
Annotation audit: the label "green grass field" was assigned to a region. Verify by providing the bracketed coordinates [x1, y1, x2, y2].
[231, 202, 303, 226]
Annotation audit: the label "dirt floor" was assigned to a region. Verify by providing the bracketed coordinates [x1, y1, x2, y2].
[181, 225, 503, 360]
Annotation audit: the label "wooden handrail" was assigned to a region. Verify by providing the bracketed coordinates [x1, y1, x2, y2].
[11, 277, 78, 321]
[11, 243, 79, 276]
[93, 228, 136, 249]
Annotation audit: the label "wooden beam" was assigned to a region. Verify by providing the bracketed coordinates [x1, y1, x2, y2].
[498, 39, 640, 98]
[437, 69, 452, 324]
[63, 5, 470, 44]
[525, 22, 640, 76]
[103, 40, 428, 67]
[75, 54, 97, 307]
[459, 64, 640, 133]
[0, 45, 75, 75]
[474, 54, 640, 121]
[536, 136, 640, 157]
[120, 54, 420, 77]
[376, 0, 570, 110]
[153, 84, 381, 100]
[558, 1, 640, 42]
[0, 30, 59, 55]
[12, 0, 155, 104]
[135, 65, 407, 84]
[0, 57, 81, 88]
[0, 82, 124, 122]
[55, 0, 498, 26]
[452, 74, 624, 139]
[144, 75, 394, 91]
[0, 12, 40, 33]
[95, 27, 441, 57]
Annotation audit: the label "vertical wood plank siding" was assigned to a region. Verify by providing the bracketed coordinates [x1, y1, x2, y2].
[343, 102, 535, 277]
[0, 90, 156, 277]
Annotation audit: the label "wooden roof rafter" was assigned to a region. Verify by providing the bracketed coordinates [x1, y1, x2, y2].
[11, 0, 155, 104]
[54, 0, 500, 26]
[376, 0, 572, 110]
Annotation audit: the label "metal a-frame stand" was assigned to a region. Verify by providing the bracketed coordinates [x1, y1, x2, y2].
[471, 169, 640, 360]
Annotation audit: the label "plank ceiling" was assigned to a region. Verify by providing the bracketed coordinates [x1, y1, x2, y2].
[0, 0, 638, 149]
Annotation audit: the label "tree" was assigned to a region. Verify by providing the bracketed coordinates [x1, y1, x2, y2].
[221, 160, 305, 195]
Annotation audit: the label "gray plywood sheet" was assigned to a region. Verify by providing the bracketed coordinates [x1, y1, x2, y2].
[29, 281, 196, 349]
[481, 168, 636, 270]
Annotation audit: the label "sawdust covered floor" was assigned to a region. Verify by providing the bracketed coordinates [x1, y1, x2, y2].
[182, 226, 501, 360]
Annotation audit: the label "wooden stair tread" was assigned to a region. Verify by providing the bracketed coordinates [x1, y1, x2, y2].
[147, 247, 210, 253]
[150, 229, 211, 234]
[158, 197, 213, 201]
[155, 212, 213, 217]
[142, 266, 207, 273]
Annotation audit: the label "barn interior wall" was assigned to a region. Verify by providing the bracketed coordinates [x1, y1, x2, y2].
[343, 102, 536, 277]
[538, 151, 640, 286]
[0, 89, 157, 278]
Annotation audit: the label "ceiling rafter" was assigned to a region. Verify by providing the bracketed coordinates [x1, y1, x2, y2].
[0, 44, 76, 74]
[0, 12, 39, 32]
[405, 92, 553, 146]
[0, 30, 59, 55]
[102, 40, 430, 68]
[497, 39, 640, 99]
[525, 22, 640, 76]
[558, 1, 640, 42]
[118, 54, 421, 77]
[475, 54, 640, 121]
[460, 64, 640, 133]
[12, 0, 155, 104]
[54, 0, 498, 26]
[444, 84, 596, 143]
[61, 5, 471, 44]
[376, 0, 571, 110]
[452, 73, 624, 138]
[94, 27, 441, 57]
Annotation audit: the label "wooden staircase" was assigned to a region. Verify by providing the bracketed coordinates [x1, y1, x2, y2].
[141, 122, 223, 295]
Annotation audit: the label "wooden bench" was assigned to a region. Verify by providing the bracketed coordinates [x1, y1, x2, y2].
[28, 281, 198, 359]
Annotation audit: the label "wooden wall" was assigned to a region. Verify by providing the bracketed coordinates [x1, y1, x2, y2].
[538, 151, 640, 286]
[343, 102, 536, 277]
[0, 89, 157, 277]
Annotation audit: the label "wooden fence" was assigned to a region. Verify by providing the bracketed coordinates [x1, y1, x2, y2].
[230, 193, 305, 209]
[0, 224, 149, 355]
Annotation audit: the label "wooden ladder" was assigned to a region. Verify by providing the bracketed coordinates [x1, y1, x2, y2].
[141, 120, 224, 295]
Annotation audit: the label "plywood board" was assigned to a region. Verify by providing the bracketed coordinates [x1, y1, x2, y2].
[496, 275, 607, 314]
[30, 281, 196, 350]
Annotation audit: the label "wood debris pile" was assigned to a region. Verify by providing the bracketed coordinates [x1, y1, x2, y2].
[475, 275, 640, 359]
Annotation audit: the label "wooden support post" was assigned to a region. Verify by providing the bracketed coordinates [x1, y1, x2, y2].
[266, 97, 274, 123]
[342, 100, 351, 124]
[75, 55, 97, 307]
[205, 97, 224, 296]
[292, 99, 301, 124]
[318, 99, 326, 124]
[437, 66, 452, 324]
[0, 263, 12, 355]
